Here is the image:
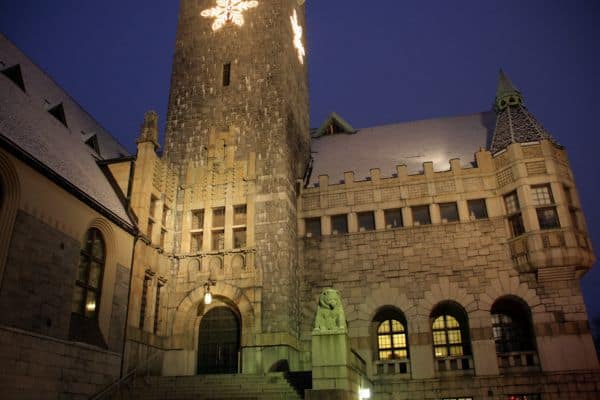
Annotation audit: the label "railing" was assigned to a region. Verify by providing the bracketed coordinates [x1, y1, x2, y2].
[498, 351, 540, 372]
[374, 359, 410, 377]
[89, 350, 163, 400]
[435, 356, 474, 376]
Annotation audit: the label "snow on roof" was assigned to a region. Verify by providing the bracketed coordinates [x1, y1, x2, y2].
[309, 111, 496, 186]
[0, 34, 133, 226]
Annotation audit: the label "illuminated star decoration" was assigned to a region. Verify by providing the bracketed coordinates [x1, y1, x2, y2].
[290, 10, 305, 64]
[201, 0, 259, 31]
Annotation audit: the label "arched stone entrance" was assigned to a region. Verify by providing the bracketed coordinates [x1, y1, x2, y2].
[197, 306, 240, 374]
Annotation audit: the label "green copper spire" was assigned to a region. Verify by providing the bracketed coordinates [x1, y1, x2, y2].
[494, 69, 524, 112]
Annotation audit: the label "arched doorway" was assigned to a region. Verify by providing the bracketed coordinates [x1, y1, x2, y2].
[198, 306, 240, 374]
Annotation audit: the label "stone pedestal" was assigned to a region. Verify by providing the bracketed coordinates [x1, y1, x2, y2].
[307, 331, 358, 400]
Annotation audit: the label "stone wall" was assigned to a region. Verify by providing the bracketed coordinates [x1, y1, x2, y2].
[0, 325, 121, 400]
[0, 210, 79, 340]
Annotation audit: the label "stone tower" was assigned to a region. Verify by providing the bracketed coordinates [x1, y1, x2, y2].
[149, 0, 310, 374]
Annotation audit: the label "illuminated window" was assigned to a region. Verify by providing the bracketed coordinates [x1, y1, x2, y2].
[439, 202, 459, 223]
[442, 398, 473, 400]
[72, 228, 105, 319]
[507, 395, 541, 400]
[531, 184, 559, 230]
[492, 297, 536, 355]
[305, 217, 321, 238]
[373, 308, 409, 361]
[431, 302, 471, 359]
[357, 211, 375, 232]
[411, 205, 431, 226]
[467, 199, 488, 220]
[377, 320, 408, 360]
[384, 209, 403, 229]
[504, 192, 524, 237]
[331, 214, 348, 235]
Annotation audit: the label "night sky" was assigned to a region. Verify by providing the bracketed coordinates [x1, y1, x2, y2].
[1, 1, 599, 317]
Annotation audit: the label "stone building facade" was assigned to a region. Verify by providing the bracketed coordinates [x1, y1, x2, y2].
[1, 0, 599, 399]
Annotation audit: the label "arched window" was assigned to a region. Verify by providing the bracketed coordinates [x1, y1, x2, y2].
[491, 296, 536, 353]
[431, 301, 471, 358]
[72, 228, 105, 319]
[373, 307, 409, 360]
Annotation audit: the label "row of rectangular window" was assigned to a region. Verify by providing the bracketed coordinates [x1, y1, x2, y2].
[190, 206, 247, 252]
[305, 199, 488, 238]
[147, 195, 170, 248]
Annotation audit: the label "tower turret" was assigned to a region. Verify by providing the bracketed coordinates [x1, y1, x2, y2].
[489, 70, 559, 153]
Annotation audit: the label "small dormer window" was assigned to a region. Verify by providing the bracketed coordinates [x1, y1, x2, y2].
[48, 103, 68, 127]
[85, 135, 100, 155]
[1, 64, 26, 92]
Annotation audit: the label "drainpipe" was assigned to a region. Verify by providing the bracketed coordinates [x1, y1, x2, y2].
[120, 233, 139, 378]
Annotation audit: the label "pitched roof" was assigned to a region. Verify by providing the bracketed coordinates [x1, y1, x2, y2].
[308, 111, 495, 186]
[490, 70, 559, 154]
[0, 34, 133, 227]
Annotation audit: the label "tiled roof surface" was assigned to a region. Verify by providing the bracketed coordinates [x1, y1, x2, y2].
[308, 112, 495, 186]
[0, 34, 133, 225]
[490, 104, 559, 154]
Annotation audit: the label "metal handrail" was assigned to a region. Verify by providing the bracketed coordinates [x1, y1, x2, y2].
[89, 350, 162, 400]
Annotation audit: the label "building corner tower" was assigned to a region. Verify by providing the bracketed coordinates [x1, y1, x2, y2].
[158, 0, 310, 374]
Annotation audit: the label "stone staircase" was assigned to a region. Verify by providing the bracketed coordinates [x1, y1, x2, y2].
[130, 372, 307, 400]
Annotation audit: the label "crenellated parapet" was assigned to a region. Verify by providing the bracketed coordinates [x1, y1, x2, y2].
[298, 139, 595, 274]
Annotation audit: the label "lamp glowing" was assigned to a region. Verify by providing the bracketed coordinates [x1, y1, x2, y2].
[204, 290, 213, 305]
[85, 300, 96, 312]
[359, 388, 371, 399]
[204, 280, 216, 305]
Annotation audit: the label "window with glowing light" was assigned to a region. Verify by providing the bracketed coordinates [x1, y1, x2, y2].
[72, 228, 105, 319]
[431, 302, 471, 359]
[373, 308, 409, 361]
[507, 395, 540, 400]
[69, 228, 108, 348]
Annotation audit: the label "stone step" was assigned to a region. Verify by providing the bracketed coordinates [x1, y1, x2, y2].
[130, 373, 304, 400]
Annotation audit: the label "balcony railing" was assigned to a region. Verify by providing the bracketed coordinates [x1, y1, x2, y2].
[435, 356, 474, 376]
[374, 359, 410, 377]
[498, 351, 540, 372]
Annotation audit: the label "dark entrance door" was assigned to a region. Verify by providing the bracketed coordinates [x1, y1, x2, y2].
[198, 307, 240, 374]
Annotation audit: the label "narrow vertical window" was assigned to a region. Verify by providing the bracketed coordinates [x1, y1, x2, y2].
[191, 209, 204, 252]
[212, 207, 225, 250]
[223, 63, 231, 86]
[140, 275, 151, 329]
[504, 192, 525, 237]
[233, 205, 247, 248]
[154, 281, 163, 334]
[72, 228, 105, 319]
